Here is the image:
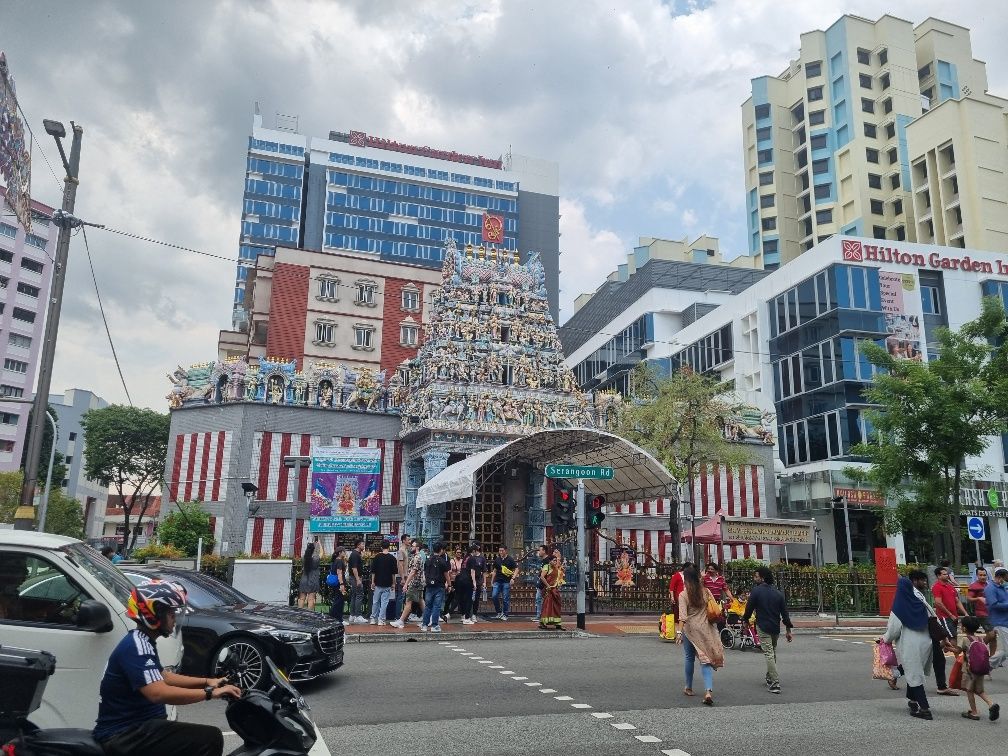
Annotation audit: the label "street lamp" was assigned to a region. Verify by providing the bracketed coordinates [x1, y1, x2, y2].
[241, 481, 259, 515]
[283, 456, 311, 557]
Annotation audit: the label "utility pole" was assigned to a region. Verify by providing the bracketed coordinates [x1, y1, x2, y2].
[14, 120, 83, 530]
[576, 479, 586, 631]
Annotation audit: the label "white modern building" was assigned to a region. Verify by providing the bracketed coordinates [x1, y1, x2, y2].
[48, 388, 109, 540]
[649, 235, 1008, 565]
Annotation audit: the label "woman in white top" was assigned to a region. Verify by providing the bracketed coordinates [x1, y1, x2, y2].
[881, 570, 936, 720]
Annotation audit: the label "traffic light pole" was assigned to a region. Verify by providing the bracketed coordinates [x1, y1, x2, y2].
[576, 479, 586, 631]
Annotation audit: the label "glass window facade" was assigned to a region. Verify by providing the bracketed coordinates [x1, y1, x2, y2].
[572, 314, 654, 395]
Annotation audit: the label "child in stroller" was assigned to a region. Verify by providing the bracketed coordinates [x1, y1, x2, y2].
[720, 594, 762, 651]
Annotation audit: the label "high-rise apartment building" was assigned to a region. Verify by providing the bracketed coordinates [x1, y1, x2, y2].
[742, 14, 1002, 269]
[0, 187, 55, 472]
[49, 388, 109, 540]
[232, 107, 561, 329]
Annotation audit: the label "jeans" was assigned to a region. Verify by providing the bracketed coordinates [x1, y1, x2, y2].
[329, 590, 345, 622]
[422, 585, 446, 628]
[492, 581, 511, 615]
[535, 587, 543, 619]
[349, 582, 366, 618]
[682, 634, 714, 692]
[991, 625, 1008, 669]
[370, 586, 392, 621]
[394, 578, 405, 618]
[757, 629, 780, 685]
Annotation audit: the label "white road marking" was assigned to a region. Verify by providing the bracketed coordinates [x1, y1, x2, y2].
[554, 695, 574, 701]
[438, 641, 451, 645]
[499, 670, 515, 674]
[591, 713, 614, 719]
[635, 735, 662, 743]
[539, 688, 558, 693]
[511, 676, 528, 680]
[524, 682, 541, 686]
[490, 665, 504, 669]
[611, 723, 636, 730]
[662, 750, 692, 756]
[571, 703, 592, 709]
[459, 652, 475, 656]
[479, 660, 494, 664]
[470, 656, 484, 660]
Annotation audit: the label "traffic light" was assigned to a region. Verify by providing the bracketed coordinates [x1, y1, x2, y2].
[552, 480, 576, 535]
[588, 494, 606, 529]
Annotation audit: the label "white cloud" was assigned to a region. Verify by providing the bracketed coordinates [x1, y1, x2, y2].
[558, 199, 627, 323]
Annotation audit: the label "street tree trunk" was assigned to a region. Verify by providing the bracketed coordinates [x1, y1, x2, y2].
[951, 464, 963, 568]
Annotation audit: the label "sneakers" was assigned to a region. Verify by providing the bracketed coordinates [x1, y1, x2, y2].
[462, 618, 475, 625]
[470, 615, 479, 623]
[408, 614, 421, 622]
[389, 620, 405, 629]
[421, 625, 429, 633]
[991, 703, 1001, 721]
[444, 613, 451, 620]
[430, 625, 442, 633]
[341, 620, 350, 627]
[369, 618, 377, 625]
[493, 613, 503, 620]
[768, 682, 781, 694]
[377, 619, 386, 626]
[500, 615, 509, 622]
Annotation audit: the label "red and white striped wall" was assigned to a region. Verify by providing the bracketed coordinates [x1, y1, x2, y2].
[242, 516, 399, 557]
[169, 431, 234, 503]
[596, 463, 769, 563]
[248, 432, 403, 507]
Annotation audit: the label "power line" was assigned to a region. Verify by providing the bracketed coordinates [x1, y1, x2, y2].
[80, 226, 133, 406]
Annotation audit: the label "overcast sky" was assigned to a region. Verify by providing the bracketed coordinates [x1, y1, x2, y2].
[4, 0, 1008, 411]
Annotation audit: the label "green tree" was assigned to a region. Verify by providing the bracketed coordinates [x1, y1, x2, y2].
[41, 490, 85, 539]
[156, 501, 214, 557]
[851, 296, 1008, 567]
[81, 405, 170, 555]
[618, 364, 752, 559]
[0, 470, 24, 523]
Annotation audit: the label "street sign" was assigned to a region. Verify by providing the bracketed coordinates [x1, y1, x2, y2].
[967, 516, 986, 541]
[545, 464, 614, 480]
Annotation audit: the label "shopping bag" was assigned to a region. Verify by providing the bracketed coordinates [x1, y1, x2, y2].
[659, 612, 677, 642]
[949, 657, 964, 690]
[878, 640, 897, 667]
[873, 644, 894, 681]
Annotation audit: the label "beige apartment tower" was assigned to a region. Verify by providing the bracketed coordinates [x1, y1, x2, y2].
[742, 14, 1006, 269]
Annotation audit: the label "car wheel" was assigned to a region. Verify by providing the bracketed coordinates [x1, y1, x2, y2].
[213, 637, 267, 690]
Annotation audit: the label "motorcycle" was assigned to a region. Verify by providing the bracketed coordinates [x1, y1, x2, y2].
[0, 646, 331, 756]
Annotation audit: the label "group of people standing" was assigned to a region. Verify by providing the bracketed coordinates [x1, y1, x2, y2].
[882, 565, 1008, 722]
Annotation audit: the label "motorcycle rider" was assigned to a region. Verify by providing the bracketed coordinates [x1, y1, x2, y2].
[93, 581, 241, 756]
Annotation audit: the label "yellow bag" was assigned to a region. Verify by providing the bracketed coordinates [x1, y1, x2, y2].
[659, 612, 677, 641]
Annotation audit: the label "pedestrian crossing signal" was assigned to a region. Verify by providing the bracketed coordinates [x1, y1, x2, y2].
[588, 495, 606, 529]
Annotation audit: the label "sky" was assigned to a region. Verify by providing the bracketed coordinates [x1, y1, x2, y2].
[3, 0, 1008, 411]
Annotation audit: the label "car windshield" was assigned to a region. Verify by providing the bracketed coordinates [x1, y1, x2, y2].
[63, 542, 134, 608]
[125, 570, 254, 609]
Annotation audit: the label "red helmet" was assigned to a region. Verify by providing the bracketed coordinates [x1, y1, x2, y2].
[127, 580, 188, 633]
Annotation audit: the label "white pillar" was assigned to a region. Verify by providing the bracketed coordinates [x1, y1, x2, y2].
[990, 516, 1008, 564]
[885, 531, 907, 565]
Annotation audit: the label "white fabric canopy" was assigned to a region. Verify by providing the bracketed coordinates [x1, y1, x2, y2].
[415, 428, 676, 509]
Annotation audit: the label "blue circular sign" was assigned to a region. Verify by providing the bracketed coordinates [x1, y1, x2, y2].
[967, 516, 986, 540]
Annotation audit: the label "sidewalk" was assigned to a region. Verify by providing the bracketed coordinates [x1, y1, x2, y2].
[338, 612, 888, 643]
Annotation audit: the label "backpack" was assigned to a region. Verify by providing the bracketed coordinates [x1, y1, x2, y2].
[968, 637, 992, 676]
[424, 555, 446, 586]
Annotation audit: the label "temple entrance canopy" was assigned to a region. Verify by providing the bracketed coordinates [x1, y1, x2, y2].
[416, 428, 676, 547]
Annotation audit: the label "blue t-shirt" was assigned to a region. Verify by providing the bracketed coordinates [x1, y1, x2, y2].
[93, 630, 167, 741]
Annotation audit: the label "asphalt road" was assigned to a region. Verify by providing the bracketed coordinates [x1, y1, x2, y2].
[183, 632, 1008, 756]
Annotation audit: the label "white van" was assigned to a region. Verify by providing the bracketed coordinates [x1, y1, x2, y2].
[0, 531, 182, 728]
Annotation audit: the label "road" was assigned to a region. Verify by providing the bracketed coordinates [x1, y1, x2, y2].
[183, 632, 1007, 756]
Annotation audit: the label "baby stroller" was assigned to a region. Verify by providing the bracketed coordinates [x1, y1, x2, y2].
[720, 598, 761, 651]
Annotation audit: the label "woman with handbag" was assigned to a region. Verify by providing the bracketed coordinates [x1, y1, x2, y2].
[675, 565, 725, 706]
[881, 571, 938, 720]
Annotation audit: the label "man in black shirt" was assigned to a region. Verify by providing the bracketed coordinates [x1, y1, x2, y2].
[466, 544, 488, 621]
[369, 542, 398, 626]
[534, 544, 549, 622]
[491, 546, 519, 621]
[347, 539, 367, 624]
[421, 541, 450, 632]
[742, 566, 794, 694]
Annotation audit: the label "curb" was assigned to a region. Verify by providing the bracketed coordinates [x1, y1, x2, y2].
[347, 629, 585, 643]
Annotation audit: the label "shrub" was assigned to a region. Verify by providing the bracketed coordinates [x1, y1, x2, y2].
[131, 544, 185, 562]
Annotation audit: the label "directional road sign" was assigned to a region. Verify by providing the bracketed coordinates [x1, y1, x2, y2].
[545, 464, 614, 480]
[967, 516, 986, 541]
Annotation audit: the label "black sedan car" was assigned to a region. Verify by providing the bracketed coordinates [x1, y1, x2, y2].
[122, 565, 344, 690]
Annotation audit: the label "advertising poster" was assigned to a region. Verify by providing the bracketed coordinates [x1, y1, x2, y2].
[878, 271, 923, 361]
[309, 446, 382, 533]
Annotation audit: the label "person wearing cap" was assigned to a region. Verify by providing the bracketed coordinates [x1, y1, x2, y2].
[985, 567, 1008, 669]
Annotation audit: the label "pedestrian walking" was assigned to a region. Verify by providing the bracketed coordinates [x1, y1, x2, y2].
[702, 562, 733, 629]
[539, 549, 565, 630]
[297, 537, 324, 611]
[882, 572, 937, 720]
[985, 567, 1008, 669]
[932, 565, 967, 696]
[421, 541, 450, 632]
[967, 567, 996, 651]
[741, 566, 793, 694]
[441, 546, 464, 622]
[533, 544, 549, 623]
[395, 534, 411, 619]
[467, 544, 488, 620]
[347, 539, 367, 624]
[456, 545, 477, 625]
[491, 546, 518, 621]
[369, 542, 398, 625]
[675, 565, 724, 705]
[327, 547, 348, 624]
[390, 540, 425, 629]
[957, 616, 999, 721]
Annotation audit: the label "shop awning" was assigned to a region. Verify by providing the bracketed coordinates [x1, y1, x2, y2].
[416, 428, 677, 509]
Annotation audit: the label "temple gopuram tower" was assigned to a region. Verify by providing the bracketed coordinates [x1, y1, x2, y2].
[399, 239, 599, 549]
